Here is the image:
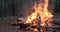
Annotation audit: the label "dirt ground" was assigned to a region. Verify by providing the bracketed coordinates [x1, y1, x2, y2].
[0, 20, 35, 32]
[0, 16, 35, 32]
[0, 20, 60, 32]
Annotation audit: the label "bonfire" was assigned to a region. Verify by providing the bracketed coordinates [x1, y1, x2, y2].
[11, 0, 54, 32]
[24, 0, 53, 31]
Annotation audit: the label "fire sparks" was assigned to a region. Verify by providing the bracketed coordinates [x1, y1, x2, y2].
[25, 0, 53, 31]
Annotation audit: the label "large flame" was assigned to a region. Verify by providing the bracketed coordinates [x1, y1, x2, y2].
[25, 0, 53, 31]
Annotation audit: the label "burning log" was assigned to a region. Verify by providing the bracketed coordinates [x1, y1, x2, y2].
[10, 17, 60, 29]
[10, 18, 31, 29]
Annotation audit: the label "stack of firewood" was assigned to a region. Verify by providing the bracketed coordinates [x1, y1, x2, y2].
[10, 18, 60, 32]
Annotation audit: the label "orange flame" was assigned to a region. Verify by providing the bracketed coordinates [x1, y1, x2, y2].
[25, 0, 53, 31]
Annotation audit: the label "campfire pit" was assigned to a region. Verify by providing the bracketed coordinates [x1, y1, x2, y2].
[10, 0, 60, 32]
[23, 0, 53, 32]
[10, 18, 60, 32]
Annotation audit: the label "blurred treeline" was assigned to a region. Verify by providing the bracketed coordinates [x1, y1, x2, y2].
[54, 0, 60, 13]
[0, 0, 59, 17]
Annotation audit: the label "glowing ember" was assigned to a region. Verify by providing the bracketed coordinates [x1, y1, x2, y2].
[25, 0, 53, 31]
[40, 29, 43, 31]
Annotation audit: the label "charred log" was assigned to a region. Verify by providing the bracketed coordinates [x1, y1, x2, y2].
[20, 23, 29, 29]
[52, 19, 60, 25]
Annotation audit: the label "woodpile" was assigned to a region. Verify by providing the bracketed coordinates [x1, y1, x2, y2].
[10, 18, 26, 26]
[10, 18, 60, 26]
[10, 18, 60, 32]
